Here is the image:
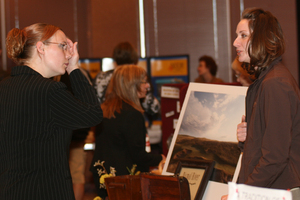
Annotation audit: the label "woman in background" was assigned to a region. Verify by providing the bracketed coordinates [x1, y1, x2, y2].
[94, 41, 160, 119]
[91, 65, 165, 198]
[0, 23, 103, 200]
[231, 57, 253, 86]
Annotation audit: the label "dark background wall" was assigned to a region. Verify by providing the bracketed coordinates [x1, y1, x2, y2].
[1, 0, 298, 84]
[2, 0, 90, 69]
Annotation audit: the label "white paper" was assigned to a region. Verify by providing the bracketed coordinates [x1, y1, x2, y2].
[227, 182, 292, 200]
[202, 181, 228, 200]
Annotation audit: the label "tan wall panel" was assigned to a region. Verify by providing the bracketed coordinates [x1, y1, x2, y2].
[90, 0, 140, 58]
[3, 0, 298, 83]
[144, 0, 230, 82]
[4, 0, 89, 68]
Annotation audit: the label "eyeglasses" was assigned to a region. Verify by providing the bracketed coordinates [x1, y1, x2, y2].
[43, 42, 68, 51]
[140, 80, 149, 84]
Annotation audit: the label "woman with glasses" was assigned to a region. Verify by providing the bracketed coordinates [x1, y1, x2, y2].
[91, 65, 165, 199]
[0, 23, 103, 200]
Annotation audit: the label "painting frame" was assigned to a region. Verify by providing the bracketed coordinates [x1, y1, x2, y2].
[175, 159, 215, 200]
[162, 83, 248, 184]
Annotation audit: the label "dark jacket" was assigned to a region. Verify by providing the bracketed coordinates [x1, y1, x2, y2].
[0, 66, 103, 200]
[92, 101, 162, 174]
[238, 57, 300, 189]
[91, 101, 162, 197]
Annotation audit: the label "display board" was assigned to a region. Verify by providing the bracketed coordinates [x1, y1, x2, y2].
[100, 57, 148, 73]
[148, 55, 189, 101]
[78, 58, 101, 80]
[101, 57, 114, 72]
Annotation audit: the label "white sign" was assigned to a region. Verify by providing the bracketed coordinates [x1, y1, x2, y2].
[161, 86, 180, 99]
[165, 110, 175, 118]
[173, 119, 178, 130]
[176, 101, 180, 113]
[228, 182, 292, 200]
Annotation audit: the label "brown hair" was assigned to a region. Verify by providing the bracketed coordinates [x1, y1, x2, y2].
[112, 42, 138, 65]
[199, 55, 218, 76]
[242, 8, 285, 77]
[101, 65, 147, 118]
[6, 23, 60, 65]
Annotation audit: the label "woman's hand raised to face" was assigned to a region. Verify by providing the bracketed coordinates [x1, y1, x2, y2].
[66, 38, 79, 74]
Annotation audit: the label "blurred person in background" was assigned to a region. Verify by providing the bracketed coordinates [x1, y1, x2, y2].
[91, 65, 165, 199]
[231, 57, 253, 86]
[194, 55, 224, 83]
[94, 42, 160, 117]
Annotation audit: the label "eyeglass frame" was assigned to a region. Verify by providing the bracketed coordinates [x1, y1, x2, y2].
[235, 73, 241, 78]
[43, 41, 68, 51]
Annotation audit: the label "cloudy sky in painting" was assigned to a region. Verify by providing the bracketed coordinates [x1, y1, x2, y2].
[178, 91, 245, 142]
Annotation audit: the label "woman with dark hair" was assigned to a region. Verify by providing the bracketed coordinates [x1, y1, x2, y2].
[0, 23, 103, 199]
[112, 41, 139, 66]
[194, 55, 224, 83]
[222, 7, 300, 200]
[91, 65, 165, 199]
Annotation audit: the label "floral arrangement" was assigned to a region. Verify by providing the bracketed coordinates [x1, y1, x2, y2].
[127, 164, 140, 175]
[93, 160, 116, 189]
[93, 160, 140, 200]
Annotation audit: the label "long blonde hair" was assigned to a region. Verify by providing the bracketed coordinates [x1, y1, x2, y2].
[102, 65, 147, 118]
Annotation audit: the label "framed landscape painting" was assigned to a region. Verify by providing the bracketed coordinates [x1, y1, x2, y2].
[162, 83, 248, 184]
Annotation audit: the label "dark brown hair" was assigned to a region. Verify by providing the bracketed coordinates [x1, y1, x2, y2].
[112, 42, 138, 65]
[199, 55, 218, 76]
[101, 65, 146, 118]
[242, 8, 285, 77]
[6, 23, 60, 65]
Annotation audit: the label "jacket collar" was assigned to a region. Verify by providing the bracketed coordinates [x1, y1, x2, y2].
[247, 56, 282, 92]
[11, 65, 43, 77]
[255, 56, 282, 81]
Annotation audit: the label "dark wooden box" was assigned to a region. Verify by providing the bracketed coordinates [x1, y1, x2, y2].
[105, 175, 142, 200]
[105, 173, 190, 200]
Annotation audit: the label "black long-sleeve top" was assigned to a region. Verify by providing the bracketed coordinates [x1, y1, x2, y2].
[0, 66, 103, 200]
[91, 101, 162, 176]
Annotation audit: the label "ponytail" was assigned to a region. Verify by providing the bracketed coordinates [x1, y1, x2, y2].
[5, 23, 60, 65]
[6, 28, 27, 64]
